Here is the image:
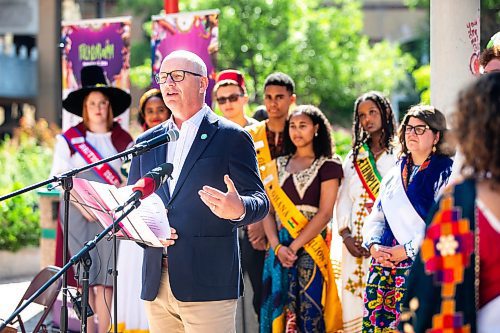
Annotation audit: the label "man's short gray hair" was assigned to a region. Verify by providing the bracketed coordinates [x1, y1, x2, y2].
[164, 50, 208, 77]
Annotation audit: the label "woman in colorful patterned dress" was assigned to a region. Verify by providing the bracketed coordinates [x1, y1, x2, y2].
[336, 91, 398, 333]
[361, 105, 453, 332]
[260, 105, 343, 333]
[401, 72, 500, 333]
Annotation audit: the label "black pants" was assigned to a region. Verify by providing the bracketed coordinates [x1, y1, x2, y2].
[239, 227, 266, 318]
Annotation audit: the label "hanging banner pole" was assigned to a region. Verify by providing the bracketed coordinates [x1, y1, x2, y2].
[164, 0, 179, 14]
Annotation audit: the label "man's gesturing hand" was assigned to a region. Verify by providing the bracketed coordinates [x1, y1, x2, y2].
[198, 174, 245, 220]
[159, 227, 178, 247]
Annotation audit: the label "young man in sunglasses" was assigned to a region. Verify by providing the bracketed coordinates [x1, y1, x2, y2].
[214, 69, 258, 128]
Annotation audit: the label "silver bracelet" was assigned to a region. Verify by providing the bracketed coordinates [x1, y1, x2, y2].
[341, 232, 352, 241]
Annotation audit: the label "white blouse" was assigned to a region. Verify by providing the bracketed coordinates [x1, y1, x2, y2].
[50, 131, 132, 177]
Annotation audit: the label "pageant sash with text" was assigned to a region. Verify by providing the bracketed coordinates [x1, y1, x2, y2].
[62, 127, 122, 186]
[247, 122, 272, 172]
[261, 160, 342, 332]
[379, 166, 426, 246]
[354, 143, 382, 201]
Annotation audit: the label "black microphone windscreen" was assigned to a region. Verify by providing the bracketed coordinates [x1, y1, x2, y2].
[146, 162, 174, 188]
[155, 162, 173, 177]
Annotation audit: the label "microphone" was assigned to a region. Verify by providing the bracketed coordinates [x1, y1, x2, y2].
[116, 163, 174, 211]
[136, 129, 180, 151]
[121, 129, 180, 162]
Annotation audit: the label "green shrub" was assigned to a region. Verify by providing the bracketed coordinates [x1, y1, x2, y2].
[412, 65, 431, 104]
[0, 132, 53, 251]
[0, 182, 41, 251]
[333, 128, 352, 161]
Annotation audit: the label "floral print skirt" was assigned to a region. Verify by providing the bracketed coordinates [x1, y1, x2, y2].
[362, 258, 412, 333]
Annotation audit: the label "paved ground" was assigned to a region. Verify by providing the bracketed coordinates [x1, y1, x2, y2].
[0, 273, 258, 332]
[0, 274, 43, 332]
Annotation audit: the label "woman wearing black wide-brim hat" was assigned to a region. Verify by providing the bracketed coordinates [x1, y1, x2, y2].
[51, 65, 133, 333]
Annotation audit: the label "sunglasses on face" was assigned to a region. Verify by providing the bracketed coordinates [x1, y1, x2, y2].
[404, 124, 431, 135]
[216, 93, 243, 105]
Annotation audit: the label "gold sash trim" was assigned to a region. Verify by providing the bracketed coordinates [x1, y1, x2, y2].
[247, 121, 272, 173]
[261, 160, 343, 332]
[354, 143, 382, 201]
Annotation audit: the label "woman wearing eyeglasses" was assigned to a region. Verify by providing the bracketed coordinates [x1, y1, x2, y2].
[361, 105, 453, 332]
[400, 72, 500, 333]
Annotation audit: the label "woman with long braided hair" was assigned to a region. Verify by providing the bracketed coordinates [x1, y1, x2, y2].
[336, 91, 398, 332]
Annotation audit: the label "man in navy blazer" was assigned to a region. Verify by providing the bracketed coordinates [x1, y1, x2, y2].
[127, 50, 269, 332]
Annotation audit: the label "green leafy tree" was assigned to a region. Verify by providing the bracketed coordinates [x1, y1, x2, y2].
[116, 0, 164, 17]
[403, 0, 499, 106]
[405, 0, 500, 50]
[119, 0, 415, 123]
[412, 64, 430, 104]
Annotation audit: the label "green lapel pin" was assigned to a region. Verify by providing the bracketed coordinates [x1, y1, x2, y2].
[201, 133, 208, 140]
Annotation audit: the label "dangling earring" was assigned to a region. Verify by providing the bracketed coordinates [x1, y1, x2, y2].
[432, 144, 437, 153]
[315, 132, 318, 137]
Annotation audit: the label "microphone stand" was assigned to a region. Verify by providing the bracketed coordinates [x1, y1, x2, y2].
[112, 212, 119, 333]
[0, 135, 169, 202]
[79, 251, 93, 333]
[61, 176, 72, 333]
[0, 200, 141, 333]
[0, 139, 166, 333]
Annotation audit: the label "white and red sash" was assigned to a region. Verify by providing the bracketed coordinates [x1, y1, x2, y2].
[62, 126, 122, 186]
[379, 165, 425, 246]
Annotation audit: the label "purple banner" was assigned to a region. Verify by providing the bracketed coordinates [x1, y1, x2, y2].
[152, 10, 219, 107]
[61, 17, 131, 130]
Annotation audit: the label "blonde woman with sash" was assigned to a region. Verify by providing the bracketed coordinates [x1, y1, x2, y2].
[260, 105, 343, 333]
[361, 105, 453, 332]
[336, 91, 398, 333]
[51, 65, 133, 333]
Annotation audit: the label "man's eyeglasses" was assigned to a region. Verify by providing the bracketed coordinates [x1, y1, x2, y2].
[155, 70, 202, 84]
[216, 93, 244, 105]
[404, 124, 431, 135]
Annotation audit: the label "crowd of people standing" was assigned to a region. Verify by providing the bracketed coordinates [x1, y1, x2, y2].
[49, 38, 500, 333]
